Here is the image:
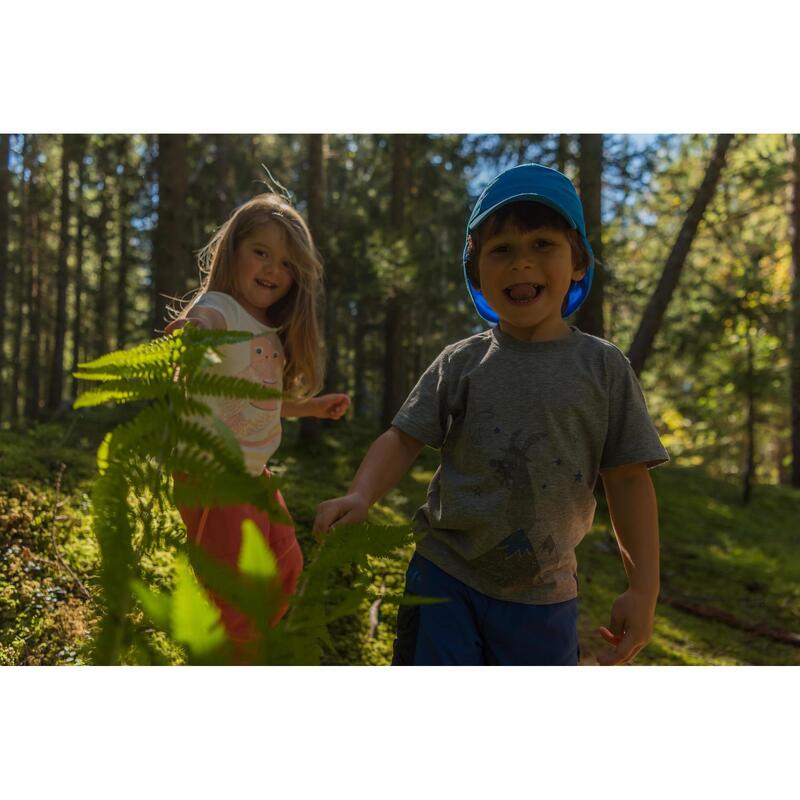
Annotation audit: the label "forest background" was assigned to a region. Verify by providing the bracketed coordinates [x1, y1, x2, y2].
[0, 132, 799, 668]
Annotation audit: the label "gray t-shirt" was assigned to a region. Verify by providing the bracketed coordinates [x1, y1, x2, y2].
[391, 325, 669, 605]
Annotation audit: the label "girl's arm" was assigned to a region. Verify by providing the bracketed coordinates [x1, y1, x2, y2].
[313, 426, 424, 533]
[597, 462, 660, 665]
[281, 394, 350, 420]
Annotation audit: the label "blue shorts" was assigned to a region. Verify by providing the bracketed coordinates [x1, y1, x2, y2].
[392, 553, 579, 666]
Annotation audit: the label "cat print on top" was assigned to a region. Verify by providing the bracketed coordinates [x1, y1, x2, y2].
[190, 291, 285, 475]
[216, 334, 284, 449]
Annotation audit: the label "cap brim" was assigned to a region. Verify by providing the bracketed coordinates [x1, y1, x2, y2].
[468, 193, 578, 232]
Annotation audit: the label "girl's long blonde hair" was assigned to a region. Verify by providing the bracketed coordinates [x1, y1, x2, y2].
[174, 193, 324, 399]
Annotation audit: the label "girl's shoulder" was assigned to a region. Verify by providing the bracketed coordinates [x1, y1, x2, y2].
[196, 292, 276, 332]
[195, 291, 237, 318]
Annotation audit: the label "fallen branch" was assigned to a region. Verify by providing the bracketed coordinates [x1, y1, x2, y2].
[368, 578, 386, 639]
[660, 591, 800, 649]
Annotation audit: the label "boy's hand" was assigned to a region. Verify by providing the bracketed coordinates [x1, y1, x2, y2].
[596, 588, 657, 666]
[313, 492, 369, 539]
[314, 393, 351, 420]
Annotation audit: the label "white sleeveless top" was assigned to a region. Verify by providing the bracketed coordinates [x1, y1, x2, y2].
[191, 291, 285, 475]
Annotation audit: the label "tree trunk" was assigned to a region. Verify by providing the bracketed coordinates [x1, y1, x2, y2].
[10, 137, 29, 423]
[47, 135, 73, 411]
[214, 134, 230, 224]
[94, 141, 111, 358]
[741, 322, 756, 505]
[556, 134, 570, 173]
[24, 212, 41, 420]
[152, 134, 190, 333]
[381, 134, 410, 430]
[298, 134, 328, 447]
[789, 133, 800, 488]
[628, 134, 735, 376]
[0, 134, 10, 420]
[353, 299, 367, 419]
[71, 136, 86, 401]
[23, 137, 41, 420]
[574, 134, 604, 338]
[116, 136, 130, 348]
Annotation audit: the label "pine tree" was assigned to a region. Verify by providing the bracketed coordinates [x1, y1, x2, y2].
[628, 134, 735, 375]
[47, 135, 73, 411]
[0, 134, 10, 420]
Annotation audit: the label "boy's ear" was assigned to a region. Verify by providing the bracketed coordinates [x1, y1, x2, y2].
[467, 260, 481, 289]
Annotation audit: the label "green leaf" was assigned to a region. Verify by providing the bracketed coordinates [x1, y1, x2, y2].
[96, 432, 112, 474]
[238, 519, 278, 580]
[209, 417, 246, 465]
[188, 542, 282, 631]
[131, 579, 172, 630]
[170, 557, 227, 656]
[381, 592, 449, 606]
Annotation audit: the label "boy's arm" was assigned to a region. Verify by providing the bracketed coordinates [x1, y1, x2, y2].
[597, 462, 660, 665]
[313, 426, 424, 534]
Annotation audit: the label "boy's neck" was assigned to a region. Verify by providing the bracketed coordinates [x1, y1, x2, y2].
[498, 318, 573, 343]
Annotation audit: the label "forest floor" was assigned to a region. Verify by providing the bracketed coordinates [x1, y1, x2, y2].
[1, 411, 799, 666]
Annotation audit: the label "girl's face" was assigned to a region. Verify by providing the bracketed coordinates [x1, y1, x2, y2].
[232, 222, 295, 324]
[477, 223, 586, 342]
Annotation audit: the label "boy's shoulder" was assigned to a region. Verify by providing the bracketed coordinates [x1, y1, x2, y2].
[573, 329, 628, 358]
[442, 327, 628, 357]
[565, 330, 639, 388]
[431, 327, 633, 380]
[431, 329, 496, 370]
[440, 329, 495, 357]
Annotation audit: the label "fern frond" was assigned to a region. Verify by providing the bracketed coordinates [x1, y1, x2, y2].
[179, 326, 255, 349]
[184, 372, 283, 402]
[73, 380, 178, 409]
[72, 371, 121, 382]
[75, 328, 252, 384]
[77, 335, 179, 373]
[90, 464, 136, 665]
[171, 466, 290, 525]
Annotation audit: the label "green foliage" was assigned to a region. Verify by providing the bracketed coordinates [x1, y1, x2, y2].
[0, 470, 98, 666]
[132, 518, 430, 665]
[3, 413, 799, 666]
[132, 557, 227, 664]
[75, 326, 419, 664]
[577, 466, 800, 665]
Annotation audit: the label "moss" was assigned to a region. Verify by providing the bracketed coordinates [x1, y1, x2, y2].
[3, 416, 799, 665]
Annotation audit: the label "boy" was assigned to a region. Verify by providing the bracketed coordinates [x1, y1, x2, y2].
[313, 163, 669, 666]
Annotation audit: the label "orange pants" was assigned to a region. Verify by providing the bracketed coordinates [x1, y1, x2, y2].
[178, 479, 303, 645]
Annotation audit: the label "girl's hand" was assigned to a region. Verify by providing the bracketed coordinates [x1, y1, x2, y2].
[596, 588, 657, 666]
[314, 393, 351, 420]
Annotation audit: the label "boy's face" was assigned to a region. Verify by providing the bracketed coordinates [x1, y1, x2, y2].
[477, 222, 586, 342]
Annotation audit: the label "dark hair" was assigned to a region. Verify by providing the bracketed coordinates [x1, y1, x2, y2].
[465, 201, 590, 288]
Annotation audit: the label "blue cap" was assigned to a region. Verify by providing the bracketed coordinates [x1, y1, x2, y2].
[463, 163, 595, 322]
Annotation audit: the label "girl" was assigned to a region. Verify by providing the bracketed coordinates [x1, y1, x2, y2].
[166, 192, 349, 651]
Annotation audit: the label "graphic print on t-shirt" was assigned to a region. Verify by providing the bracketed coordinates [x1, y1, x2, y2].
[216, 333, 284, 448]
[468, 425, 543, 589]
[470, 422, 573, 593]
